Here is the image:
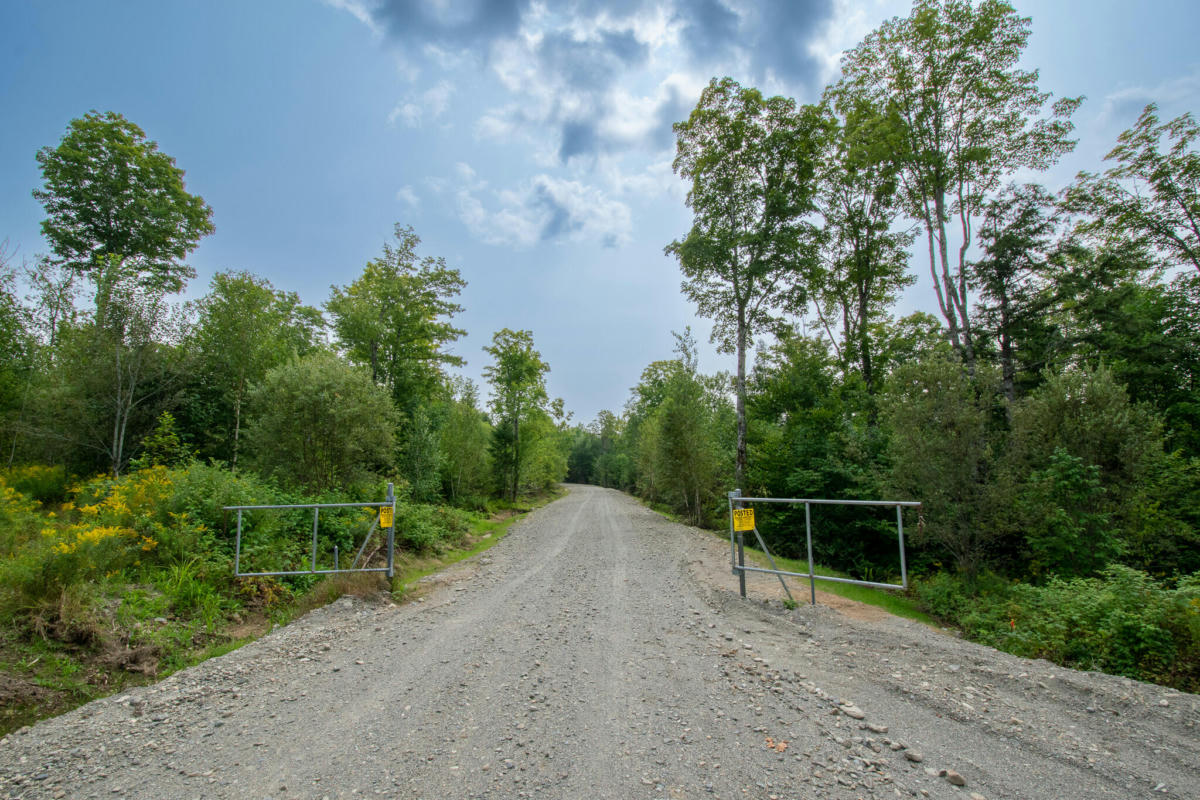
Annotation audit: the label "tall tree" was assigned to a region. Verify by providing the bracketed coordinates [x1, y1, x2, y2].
[0, 244, 34, 465]
[439, 377, 492, 504]
[836, 0, 1079, 371]
[811, 95, 916, 393]
[326, 224, 466, 412]
[482, 329, 549, 501]
[34, 111, 214, 299]
[1067, 103, 1200, 273]
[189, 271, 324, 469]
[666, 77, 823, 489]
[969, 183, 1058, 406]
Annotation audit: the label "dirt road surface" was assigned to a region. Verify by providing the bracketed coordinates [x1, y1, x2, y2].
[1, 485, 1196, 799]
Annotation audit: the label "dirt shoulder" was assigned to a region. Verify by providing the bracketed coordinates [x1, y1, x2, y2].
[684, 525, 895, 622]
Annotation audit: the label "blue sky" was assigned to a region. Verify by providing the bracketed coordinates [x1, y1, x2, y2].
[2, 0, 1198, 422]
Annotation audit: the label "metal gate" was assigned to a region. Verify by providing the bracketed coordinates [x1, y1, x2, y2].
[727, 489, 920, 606]
[226, 483, 396, 579]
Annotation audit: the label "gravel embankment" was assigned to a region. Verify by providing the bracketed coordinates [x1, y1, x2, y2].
[1, 484, 1195, 799]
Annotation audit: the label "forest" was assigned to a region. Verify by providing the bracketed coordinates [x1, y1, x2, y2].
[0, 110, 573, 725]
[0, 0, 1197, 721]
[565, 1, 1200, 690]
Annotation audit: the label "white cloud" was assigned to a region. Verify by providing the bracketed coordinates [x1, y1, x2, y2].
[322, 0, 381, 36]
[1097, 70, 1200, 126]
[450, 166, 632, 249]
[396, 185, 420, 208]
[388, 80, 456, 127]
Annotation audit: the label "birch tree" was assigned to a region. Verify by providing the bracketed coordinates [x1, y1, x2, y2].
[836, 0, 1079, 371]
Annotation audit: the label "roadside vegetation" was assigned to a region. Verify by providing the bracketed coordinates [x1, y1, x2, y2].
[566, 1, 1200, 691]
[1, 115, 574, 732]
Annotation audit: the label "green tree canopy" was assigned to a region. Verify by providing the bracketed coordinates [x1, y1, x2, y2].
[483, 328, 549, 501]
[34, 111, 214, 297]
[187, 271, 324, 468]
[666, 77, 824, 488]
[836, 0, 1079, 370]
[326, 224, 465, 412]
[245, 351, 398, 493]
[1067, 104, 1200, 273]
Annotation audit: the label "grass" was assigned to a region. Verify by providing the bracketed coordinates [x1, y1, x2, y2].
[737, 541, 936, 625]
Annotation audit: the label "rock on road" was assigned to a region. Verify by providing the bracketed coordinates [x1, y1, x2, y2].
[1, 485, 1197, 799]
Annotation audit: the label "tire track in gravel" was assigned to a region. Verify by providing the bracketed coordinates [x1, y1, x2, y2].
[1, 484, 1197, 800]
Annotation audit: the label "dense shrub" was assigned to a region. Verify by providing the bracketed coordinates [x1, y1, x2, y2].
[917, 567, 1200, 691]
[1, 464, 70, 505]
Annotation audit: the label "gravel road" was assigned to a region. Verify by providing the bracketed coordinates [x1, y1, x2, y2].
[1, 485, 1196, 799]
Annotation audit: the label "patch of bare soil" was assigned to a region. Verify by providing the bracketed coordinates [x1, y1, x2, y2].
[684, 528, 892, 623]
[0, 671, 57, 708]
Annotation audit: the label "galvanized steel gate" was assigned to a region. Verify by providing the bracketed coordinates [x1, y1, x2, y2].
[727, 489, 920, 606]
[226, 482, 397, 579]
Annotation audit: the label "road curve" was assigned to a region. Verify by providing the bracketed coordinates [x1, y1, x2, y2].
[1, 484, 1196, 799]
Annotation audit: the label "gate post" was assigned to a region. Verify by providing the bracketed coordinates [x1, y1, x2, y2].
[385, 482, 395, 580]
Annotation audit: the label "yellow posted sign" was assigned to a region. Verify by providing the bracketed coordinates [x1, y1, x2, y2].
[379, 506, 394, 528]
[732, 507, 755, 531]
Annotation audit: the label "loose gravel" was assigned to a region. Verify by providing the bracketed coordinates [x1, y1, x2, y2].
[1, 485, 1196, 799]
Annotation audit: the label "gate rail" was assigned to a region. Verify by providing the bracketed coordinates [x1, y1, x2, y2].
[227, 483, 396, 579]
[727, 490, 920, 606]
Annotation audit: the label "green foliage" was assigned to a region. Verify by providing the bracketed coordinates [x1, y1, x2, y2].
[33, 111, 214, 295]
[439, 378, 493, 505]
[326, 224, 465, 412]
[1, 464, 69, 506]
[1067, 103, 1200, 274]
[836, 0, 1079, 368]
[130, 411, 193, 470]
[183, 271, 323, 468]
[1019, 448, 1116, 579]
[667, 77, 824, 485]
[393, 502, 477, 554]
[883, 357, 1006, 574]
[245, 351, 398, 493]
[918, 567, 1200, 691]
[483, 328, 553, 501]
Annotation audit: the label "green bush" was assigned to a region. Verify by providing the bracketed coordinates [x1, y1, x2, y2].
[1, 464, 70, 505]
[395, 502, 478, 553]
[918, 567, 1200, 691]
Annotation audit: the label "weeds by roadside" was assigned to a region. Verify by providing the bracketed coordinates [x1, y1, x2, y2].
[0, 465, 559, 736]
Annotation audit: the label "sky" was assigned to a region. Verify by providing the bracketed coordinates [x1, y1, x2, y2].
[2, 0, 1199, 423]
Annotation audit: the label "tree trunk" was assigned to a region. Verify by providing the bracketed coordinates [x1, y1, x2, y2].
[999, 294, 1015, 415]
[511, 412, 520, 502]
[232, 378, 243, 473]
[735, 303, 747, 492]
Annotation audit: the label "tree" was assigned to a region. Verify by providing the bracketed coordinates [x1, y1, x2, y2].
[245, 351, 397, 493]
[883, 356, 1005, 575]
[0, 243, 34, 464]
[188, 271, 323, 469]
[837, 0, 1079, 370]
[1067, 104, 1200, 273]
[482, 329, 549, 501]
[969, 183, 1058, 406]
[129, 411, 193, 470]
[666, 77, 823, 489]
[48, 258, 187, 476]
[439, 378, 492, 504]
[811, 95, 916, 394]
[326, 224, 465, 412]
[34, 111, 214, 298]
